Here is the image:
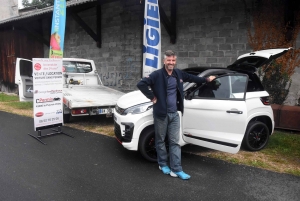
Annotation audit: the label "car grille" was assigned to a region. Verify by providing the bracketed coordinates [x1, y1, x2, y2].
[114, 121, 122, 141]
[114, 121, 134, 143]
[115, 104, 125, 115]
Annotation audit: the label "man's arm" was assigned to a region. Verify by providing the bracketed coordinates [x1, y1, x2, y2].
[181, 71, 215, 84]
[136, 75, 156, 102]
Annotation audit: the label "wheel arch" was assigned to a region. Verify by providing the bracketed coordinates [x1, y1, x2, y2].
[247, 115, 273, 135]
[138, 124, 155, 151]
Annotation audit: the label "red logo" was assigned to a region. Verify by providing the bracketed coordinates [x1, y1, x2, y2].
[35, 112, 44, 117]
[34, 63, 42, 71]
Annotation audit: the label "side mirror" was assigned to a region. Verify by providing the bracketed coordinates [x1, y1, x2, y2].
[186, 93, 193, 100]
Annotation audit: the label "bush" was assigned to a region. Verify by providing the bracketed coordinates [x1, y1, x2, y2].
[259, 62, 292, 104]
[245, 0, 300, 104]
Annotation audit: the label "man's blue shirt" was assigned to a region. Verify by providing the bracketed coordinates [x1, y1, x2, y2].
[167, 74, 177, 113]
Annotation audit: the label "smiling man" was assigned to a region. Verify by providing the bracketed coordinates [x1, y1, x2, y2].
[137, 50, 215, 180]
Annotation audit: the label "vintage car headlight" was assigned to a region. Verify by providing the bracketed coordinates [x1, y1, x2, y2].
[123, 102, 153, 115]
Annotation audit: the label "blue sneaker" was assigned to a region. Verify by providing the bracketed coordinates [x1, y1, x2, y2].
[170, 171, 191, 180]
[159, 166, 171, 174]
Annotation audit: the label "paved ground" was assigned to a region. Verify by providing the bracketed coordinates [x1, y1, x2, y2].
[0, 111, 299, 201]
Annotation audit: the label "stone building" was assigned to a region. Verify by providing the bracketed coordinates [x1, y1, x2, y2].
[0, 0, 300, 105]
[0, 0, 18, 20]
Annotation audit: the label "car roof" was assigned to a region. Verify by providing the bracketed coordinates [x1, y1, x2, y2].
[183, 67, 235, 76]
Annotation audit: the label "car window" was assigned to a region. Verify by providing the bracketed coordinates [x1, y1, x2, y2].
[20, 60, 32, 77]
[192, 75, 247, 100]
[63, 61, 93, 73]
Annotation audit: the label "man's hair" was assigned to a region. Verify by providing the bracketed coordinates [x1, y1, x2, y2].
[164, 50, 176, 59]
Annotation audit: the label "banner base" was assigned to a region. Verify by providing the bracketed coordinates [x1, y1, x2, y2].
[28, 126, 74, 145]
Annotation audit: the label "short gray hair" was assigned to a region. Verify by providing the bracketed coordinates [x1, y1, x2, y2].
[164, 50, 177, 59]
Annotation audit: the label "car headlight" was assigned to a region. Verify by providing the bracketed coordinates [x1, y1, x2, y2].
[123, 102, 153, 115]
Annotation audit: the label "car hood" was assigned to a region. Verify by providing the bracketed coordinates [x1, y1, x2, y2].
[116, 90, 150, 109]
[227, 47, 292, 73]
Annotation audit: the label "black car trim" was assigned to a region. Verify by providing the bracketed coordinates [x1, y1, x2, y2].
[184, 134, 238, 148]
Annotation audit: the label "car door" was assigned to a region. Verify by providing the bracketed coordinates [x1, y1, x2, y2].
[15, 58, 33, 102]
[182, 74, 248, 154]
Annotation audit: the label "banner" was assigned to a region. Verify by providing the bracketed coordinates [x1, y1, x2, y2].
[49, 0, 66, 58]
[33, 58, 64, 131]
[142, 0, 161, 77]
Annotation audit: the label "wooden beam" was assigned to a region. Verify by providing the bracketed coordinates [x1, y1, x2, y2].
[96, 5, 102, 48]
[158, 0, 177, 44]
[70, 11, 98, 43]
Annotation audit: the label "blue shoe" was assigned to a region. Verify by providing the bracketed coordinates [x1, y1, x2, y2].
[159, 166, 171, 174]
[170, 171, 191, 180]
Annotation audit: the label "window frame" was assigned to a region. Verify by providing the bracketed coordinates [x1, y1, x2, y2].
[187, 73, 248, 101]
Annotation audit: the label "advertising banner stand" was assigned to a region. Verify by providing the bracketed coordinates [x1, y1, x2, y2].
[28, 126, 73, 145]
[28, 58, 73, 145]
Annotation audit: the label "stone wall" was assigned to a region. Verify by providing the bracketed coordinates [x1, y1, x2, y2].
[0, 0, 18, 21]
[42, 0, 300, 105]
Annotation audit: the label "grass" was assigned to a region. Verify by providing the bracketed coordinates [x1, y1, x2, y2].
[0, 93, 19, 102]
[6, 101, 33, 109]
[264, 131, 300, 158]
[184, 131, 300, 176]
[0, 93, 33, 116]
[0, 92, 299, 176]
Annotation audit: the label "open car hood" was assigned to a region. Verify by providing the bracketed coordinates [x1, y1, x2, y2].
[227, 47, 292, 73]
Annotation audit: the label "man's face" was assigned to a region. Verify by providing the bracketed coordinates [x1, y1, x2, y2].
[164, 55, 177, 71]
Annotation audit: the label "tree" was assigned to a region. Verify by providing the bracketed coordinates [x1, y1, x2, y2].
[22, 0, 70, 9]
[245, 0, 300, 104]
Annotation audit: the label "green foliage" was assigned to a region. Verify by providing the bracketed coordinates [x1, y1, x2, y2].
[0, 93, 19, 102]
[259, 62, 292, 105]
[6, 101, 33, 110]
[262, 131, 300, 159]
[22, 0, 70, 9]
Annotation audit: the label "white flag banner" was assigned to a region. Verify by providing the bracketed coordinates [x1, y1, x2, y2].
[142, 0, 161, 77]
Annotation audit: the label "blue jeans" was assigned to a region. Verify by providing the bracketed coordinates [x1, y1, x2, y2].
[154, 112, 182, 172]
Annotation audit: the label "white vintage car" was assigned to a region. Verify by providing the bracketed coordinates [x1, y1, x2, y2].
[114, 48, 292, 162]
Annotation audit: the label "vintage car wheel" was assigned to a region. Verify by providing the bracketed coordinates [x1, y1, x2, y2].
[243, 121, 270, 151]
[138, 129, 157, 162]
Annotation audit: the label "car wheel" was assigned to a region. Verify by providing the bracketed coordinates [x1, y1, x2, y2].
[138, 129, 157, 162]
[243, 121, 270, 151]
[63, 113, 71, 123]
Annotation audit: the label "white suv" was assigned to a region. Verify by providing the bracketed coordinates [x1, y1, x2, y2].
[114, 48, 291, 162]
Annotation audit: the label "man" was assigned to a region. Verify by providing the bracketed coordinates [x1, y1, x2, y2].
[137, 50, 215, 180]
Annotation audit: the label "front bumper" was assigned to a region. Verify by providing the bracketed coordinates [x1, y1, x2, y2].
[114, 121, 134, 143]
[113, 107, 154, 151]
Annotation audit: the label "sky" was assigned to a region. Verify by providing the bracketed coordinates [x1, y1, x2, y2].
[18, 0, 24, 9]
[18, 0, 33, 9]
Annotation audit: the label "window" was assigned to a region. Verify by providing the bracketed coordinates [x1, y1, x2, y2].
[192, 75, 247, 100]
[63, 61, 92, 73]
[20, 60, 32, 77]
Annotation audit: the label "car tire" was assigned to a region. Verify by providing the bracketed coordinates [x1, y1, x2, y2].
[138, 128, 157, 162]
[243, 121, 270, 151]
[63, 113, 71, 123]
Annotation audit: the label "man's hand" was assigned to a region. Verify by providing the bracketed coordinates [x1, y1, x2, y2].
[152, 97, 157, 104]
[206, 76, 216, 82]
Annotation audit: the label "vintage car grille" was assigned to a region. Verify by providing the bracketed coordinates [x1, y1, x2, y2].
[115, 104, 125, 115]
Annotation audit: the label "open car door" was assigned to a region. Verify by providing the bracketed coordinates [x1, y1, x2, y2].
[182, 74, 248, 154]
[15, 58, 33, 102]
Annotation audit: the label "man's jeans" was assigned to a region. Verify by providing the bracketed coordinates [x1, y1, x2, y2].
[154, 112, 182, 172]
